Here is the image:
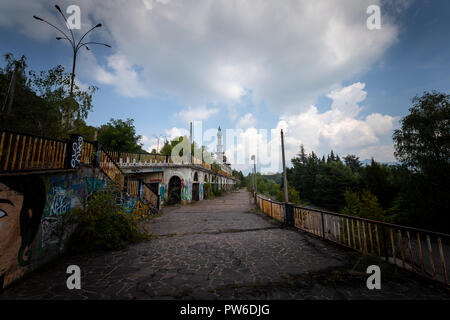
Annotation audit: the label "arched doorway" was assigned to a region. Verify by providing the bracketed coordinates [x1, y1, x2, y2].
[192, 172, 199, 201]
[167, 176, 181, 204]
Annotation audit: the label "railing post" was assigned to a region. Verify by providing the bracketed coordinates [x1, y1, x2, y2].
[321, 211, 326, 239]
[66, 134, 83, 169]
[382, 225, 388, 262]
[284, 203, 294, 227]
[93, 141, 101, 167]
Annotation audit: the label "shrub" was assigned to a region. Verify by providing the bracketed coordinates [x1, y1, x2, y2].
[213, 187, 223, 197]
[341, 189, 386, 221]
[203, 182, 214, 199]
[64, 187, 150, 253]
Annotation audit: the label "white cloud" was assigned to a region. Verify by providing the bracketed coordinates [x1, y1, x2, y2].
[1, 0, 401, 111]
[176, 106, 219, 122]
[165, 127, 189, 140]
[94, 53, 148, 98]
[278, 82, 399, 163]
[140, 135, 159, 152]
[236, 113, 256, 129]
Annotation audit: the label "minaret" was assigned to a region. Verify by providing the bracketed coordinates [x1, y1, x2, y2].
[216, 126, 224, 163]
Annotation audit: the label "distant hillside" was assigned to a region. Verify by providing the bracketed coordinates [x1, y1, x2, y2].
[360, 159, 400, 167]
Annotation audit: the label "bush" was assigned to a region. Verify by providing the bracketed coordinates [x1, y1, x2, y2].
[165, 188, 181, 205]
[341, 189, 386, 221]
[204, 182, 214, 199]
[213, 187, 223, 197]
[65, 187, 150, 253]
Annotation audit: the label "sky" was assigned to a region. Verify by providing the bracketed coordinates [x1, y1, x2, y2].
[1, 0, 450, 174]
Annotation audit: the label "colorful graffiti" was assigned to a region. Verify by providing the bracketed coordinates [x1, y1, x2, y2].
[131, 199, 151, 220]
[200, 183, 204, 201]
[0, 169, 108, 289]
[0, 176, 46, 289]
[159, 185, 165, 201]
[180, 178, 192, 202]
[41, 173, 106, 250]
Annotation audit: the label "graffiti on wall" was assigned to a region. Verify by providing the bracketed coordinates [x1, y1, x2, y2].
[200, 183, 204, 201]
[180, 178, 192, 202]
[160, 185, 165, 202]
[0, 176, 46, 289]
[70, 136, 83, 168]
[132, 199, 151, 220]
[41, 174, 106, 250]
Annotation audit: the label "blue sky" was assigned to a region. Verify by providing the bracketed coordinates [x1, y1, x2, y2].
[1, 0, 449, 173]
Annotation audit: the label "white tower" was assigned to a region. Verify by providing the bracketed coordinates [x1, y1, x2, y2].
[216, 126, 224, 163]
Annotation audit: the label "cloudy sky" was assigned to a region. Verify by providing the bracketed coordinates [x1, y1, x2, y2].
[1, 0, 450, 173]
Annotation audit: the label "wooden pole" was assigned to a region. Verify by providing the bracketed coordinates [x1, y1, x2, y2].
[281, 129, 289, 203]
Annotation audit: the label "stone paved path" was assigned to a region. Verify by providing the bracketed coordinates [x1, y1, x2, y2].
[1, 189, 449, 300]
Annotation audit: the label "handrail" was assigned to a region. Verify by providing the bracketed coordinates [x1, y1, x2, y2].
[0, 128, 69, 144]
[256, 194, 450, 239]
[0, 129, 68, 172]
[255, 193, 450, 286]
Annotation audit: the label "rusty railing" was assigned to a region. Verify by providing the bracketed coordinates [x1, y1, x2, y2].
[99, 149, 125, 189]
[256, 193, 449, 286]
[0, 129, 69, 172]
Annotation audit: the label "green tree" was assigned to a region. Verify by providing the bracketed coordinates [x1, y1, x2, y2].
[98, 118, 144, 152]
[0, 53, 97, 138]
[393, 91, 450, 175]
[344, 154, 362, 174]
[341, 189, 386, 221]
[392, 91, 450, 232]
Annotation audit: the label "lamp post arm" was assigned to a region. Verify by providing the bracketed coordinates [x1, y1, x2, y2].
[34, 16, 74, 50]
[76, 25, 101, 50]
[54, 5, 75, 46]
[78, 42, 112, 50]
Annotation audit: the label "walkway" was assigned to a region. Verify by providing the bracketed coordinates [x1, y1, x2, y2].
[1, 189, 449, 299]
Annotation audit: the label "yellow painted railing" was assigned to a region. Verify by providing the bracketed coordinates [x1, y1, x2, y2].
[0, 129, 68, 172]
[256, 193, 449, 286]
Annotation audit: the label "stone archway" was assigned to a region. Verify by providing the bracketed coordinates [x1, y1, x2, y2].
[167, 175, 181, 204]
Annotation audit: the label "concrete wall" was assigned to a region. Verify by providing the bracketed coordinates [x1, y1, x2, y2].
[161, 167, 235, 204]
[0, 166, 107, 290]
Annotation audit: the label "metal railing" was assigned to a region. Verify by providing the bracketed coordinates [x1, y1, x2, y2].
[256, 193, 449, 286]
[99, 149, 125, 189]
[107, 151, 171, 165]
[80, 140, 95, 165]
[0, 129, 68, 172]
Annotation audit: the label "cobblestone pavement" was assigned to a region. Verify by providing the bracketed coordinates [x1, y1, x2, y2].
[1, 189, 449, 300]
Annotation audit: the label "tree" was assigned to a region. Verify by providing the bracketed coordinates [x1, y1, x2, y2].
[97, 118, 144, 152]
[392, 91, 450, 232]
[344, 154, 362, 174]
[393, 91, 450, 175]
[0, 53, 97, 138]
[341, 189, 386, 221]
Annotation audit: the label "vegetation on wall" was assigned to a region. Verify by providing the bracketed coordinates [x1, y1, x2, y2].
[65, 187, 150, 253]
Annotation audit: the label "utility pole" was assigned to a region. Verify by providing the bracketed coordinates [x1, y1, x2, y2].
[250, 155, 254, 191]
[6, 61, 20, 113]
[254, 157, 257, 194]
[281, 129, 289, 203]
[189, 122, 193, 164]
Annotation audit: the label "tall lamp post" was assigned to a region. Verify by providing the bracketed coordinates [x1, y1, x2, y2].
[33, 5, 111, 96]
[251, 155, 257, 194]
[153, 134, 165, 153]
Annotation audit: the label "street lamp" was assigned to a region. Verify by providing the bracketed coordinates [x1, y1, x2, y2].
[251, 155, 257, 194]
[153, 134, 165, 153]
[33, 5, 111, 96]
